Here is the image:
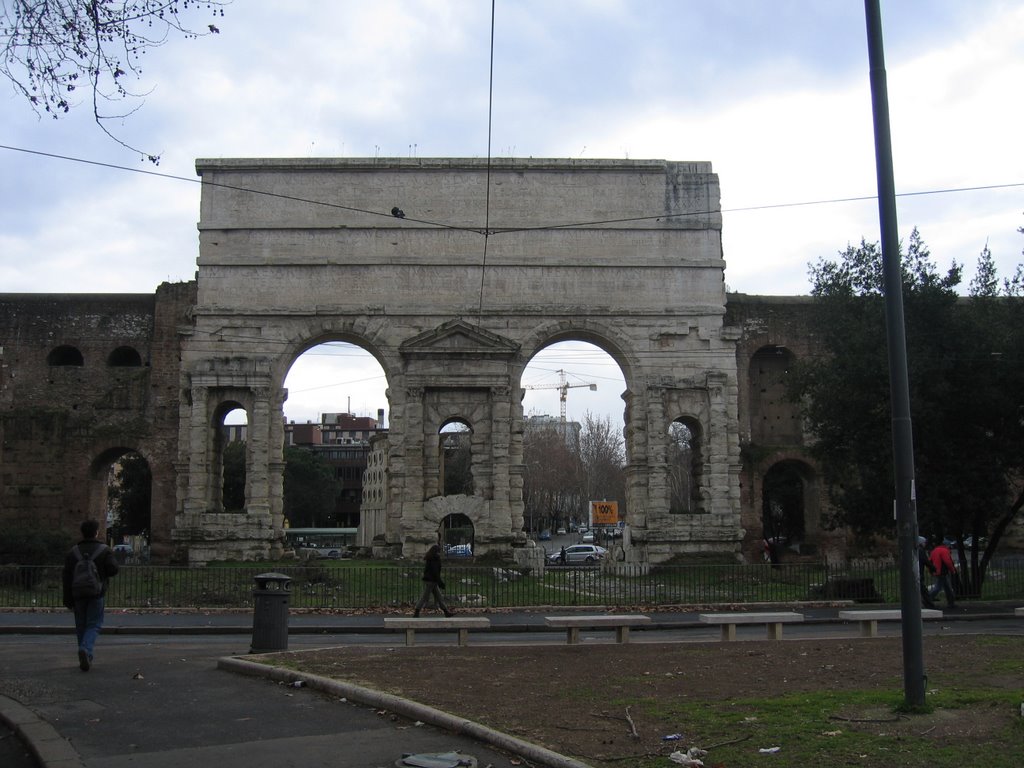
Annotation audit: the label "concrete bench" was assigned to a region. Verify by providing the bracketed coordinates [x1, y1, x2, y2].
[698, 612, 804, 641]
[836, 609, 945, 638]
[838, 609, 944, 638]
[383, 617, 490, 647]
[544, 614, 652, 644]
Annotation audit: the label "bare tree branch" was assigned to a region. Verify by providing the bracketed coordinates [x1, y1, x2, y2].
[1, 0, 228, 163]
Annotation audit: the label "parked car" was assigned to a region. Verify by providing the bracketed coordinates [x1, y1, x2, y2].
[547, 544, 607, 565]
[556, 527, 567, 535]
[581, 531, 596, 543]
[538, 530, 552, 541]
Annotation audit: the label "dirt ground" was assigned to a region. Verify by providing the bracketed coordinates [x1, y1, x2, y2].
[272, 634, 1023, 766]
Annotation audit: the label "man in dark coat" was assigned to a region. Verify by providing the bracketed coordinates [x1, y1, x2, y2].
[62, 519, 119, 671]
[413, 544, 452, 617]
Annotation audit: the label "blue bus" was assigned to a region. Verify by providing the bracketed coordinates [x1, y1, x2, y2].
[284, 527, 357, 554]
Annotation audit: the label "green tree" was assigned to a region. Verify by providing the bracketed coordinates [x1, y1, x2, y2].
[108, 452, 152, 540]
[0, 525, 72, 566]
[441, 423, 474, 496]
[222, 441, 246, 511]
[951, 243, 1024, 588]
[282, 446, 339, 528]
[796, 228, 1024, 593]
[1, 0, 226, 162]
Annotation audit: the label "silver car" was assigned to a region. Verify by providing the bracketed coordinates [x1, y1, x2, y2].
[548, 544, 607, 565]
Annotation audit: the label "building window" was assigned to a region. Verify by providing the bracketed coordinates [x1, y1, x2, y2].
[108, 346, 143, 366]
[47, 345, 84, 366]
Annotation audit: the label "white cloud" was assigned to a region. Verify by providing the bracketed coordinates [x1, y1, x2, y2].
[3, 2, 1021, 299]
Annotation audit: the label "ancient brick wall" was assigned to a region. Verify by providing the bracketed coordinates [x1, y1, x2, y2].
[3, 282, 1017, 563]
[724, 293, 843, 560]
[0, 283, 195, 559]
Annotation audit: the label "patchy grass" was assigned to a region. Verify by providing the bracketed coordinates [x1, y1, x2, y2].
[626, 687, 1022, 767]
[253, 635, 1024, 768]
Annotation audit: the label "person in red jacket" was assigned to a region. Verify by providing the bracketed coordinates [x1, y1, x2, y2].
[917, 536, 936, 608]
[927, 540, 957, 608]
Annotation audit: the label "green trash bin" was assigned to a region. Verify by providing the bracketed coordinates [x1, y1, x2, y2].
[251, 572, 291, 653]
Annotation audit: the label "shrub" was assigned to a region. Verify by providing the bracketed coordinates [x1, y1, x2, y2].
[0, 525, 74, 566]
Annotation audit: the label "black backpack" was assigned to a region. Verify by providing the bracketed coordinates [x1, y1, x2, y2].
[71, 544, 108, 599]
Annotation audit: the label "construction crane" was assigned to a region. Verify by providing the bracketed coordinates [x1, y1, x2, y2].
[523, 369, 597, 422]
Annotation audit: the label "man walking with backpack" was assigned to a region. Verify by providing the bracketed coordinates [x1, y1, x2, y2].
[62, 520, 119, 671]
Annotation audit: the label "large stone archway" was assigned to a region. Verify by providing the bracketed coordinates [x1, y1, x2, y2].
[173, 158, 743, 564]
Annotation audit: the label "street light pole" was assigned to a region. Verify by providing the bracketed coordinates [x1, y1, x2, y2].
[863, 0, 926, 708]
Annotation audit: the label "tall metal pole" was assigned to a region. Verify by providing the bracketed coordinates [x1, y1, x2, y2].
[864, 0, 926, 707]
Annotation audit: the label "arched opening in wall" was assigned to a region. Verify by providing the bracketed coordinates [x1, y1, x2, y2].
[521, 340, 627, 537]
[282, 341, 389, 530]
[668, 418, 704, 514]
[750, 345, 801, 445]
[97, 448, 151, 560]
[440, 513, 474, 556]
[47, 345, 84, 366]
[761, 460, 809, 559]
[218, 405, 247, 512]
[440, 420, 474, 496]
[107, 346, 143, 367]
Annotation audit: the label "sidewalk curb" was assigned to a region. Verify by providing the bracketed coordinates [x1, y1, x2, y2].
[0, 694, 84, 768]
[1, 608, 1017, 636]
[218, 655, 595, 768]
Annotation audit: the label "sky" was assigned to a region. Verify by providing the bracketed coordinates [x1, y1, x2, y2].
[2, 1, 1022, 425]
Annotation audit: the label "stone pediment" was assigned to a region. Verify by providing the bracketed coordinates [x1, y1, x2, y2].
[399, 319, 520, 358]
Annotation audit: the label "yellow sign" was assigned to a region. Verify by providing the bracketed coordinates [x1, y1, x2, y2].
[590, 500, 619, 526]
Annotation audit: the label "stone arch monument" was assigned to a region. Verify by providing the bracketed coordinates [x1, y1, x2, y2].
[173, 158, 744, 565]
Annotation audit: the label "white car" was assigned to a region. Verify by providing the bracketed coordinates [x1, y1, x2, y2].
[548, 544, 607, 565]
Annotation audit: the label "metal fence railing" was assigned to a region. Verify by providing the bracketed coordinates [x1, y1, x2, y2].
[2, 558, 1022, 611]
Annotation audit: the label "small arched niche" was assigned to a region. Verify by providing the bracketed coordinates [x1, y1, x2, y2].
[667, 417, 704, 514]
[47, 345, 84, 366]
[215, 405, 248, 512]
[108, 346, 143, 367]
[439, 420, 474, 496]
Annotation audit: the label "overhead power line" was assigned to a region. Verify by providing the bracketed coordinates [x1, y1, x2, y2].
[1, 143, 1021, 238]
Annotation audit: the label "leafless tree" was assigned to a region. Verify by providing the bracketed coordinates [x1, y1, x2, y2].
[578, 411, 626, 512]
[522, 426, 583, 531]
[667, 420, 698, 514]
[1, 0, 227, 162]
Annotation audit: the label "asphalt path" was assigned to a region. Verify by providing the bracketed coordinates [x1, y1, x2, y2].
[0, 633, 535, 768]
[1, 604, 1020, 768]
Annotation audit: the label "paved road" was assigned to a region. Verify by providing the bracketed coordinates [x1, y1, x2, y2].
[1, 604, 1020, 768]
[0, 633, 540, 768]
